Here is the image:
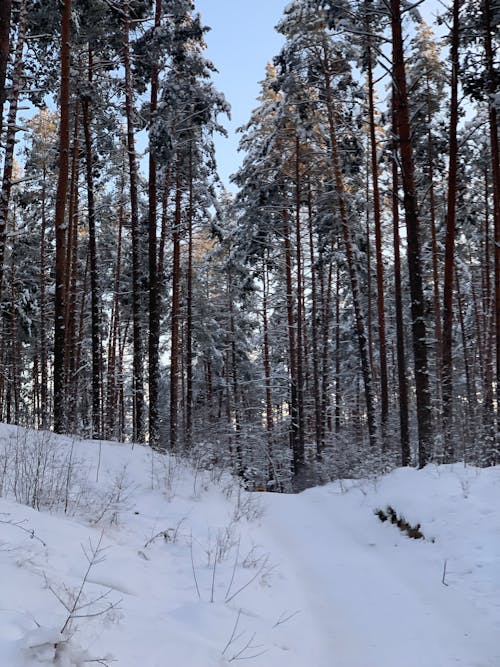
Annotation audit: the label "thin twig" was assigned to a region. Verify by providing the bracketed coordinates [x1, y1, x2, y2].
[210, 548, 217, 603]
[442, 559, 449, 586]
[190, 532, 201, 600]
[221, 609, 242, 657]
[273, 610, 300, 628]
[225, 555, 270, 604]
[224, 536, 241, 601]
[0, 517, 46, 546]
[229, 632, 267, 662]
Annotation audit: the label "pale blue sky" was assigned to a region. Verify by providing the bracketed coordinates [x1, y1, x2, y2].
[196, 0, 288, 187]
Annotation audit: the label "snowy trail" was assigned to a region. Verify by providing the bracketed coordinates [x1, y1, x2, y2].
[0, 426, 498, 667]
[262, 487, 500, 667]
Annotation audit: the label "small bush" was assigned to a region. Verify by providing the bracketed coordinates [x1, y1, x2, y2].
[375, 505, 425, 540]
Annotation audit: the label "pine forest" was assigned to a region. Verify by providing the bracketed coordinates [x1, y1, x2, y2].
[0, 0, 499, 491]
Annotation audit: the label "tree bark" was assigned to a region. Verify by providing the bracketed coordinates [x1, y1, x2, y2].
[483, 0, 500, 463]
[53, 0, 73, 433]
[0, 0, 12, 122]
[124, 1, 144, 442]
[39, 163, 48, 426]
[294, 135, 306, 460]
[391, 88, 410, 466]
[148, 0, 161, 448]
[170, 162, 182, 451]
[63, 107, 80, 426]
[0, 0, 26, 416]
[391, 0, 433, 466]
[441, 0, 460, 461]
[0, 0, 27, 302]
[307, 180, 321, 455]
[283, 207, 302, 472]
[365, 9, 389, 438]
[82, 49, 101, 439]
[106, 192, 124, 439]
[262, 254, 274, 455]
[185, 142, 194, 448]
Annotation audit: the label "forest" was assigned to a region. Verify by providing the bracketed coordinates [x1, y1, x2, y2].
[0, 0, 498, 491]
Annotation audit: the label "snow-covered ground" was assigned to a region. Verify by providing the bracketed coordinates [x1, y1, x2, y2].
[0, 423, 498, 666]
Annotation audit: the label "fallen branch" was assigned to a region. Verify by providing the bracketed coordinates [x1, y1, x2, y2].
[0, 515, 46, 547]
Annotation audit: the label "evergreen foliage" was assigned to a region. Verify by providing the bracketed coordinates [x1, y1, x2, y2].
[0, 0, 497, 490]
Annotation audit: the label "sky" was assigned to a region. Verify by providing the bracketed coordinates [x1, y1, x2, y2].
[195, 0, 289, 188]
[194, 0, 443, 190]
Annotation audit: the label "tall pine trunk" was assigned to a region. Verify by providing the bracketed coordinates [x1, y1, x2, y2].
[307, 180, 321, 455]
[63, 108, 80, 426]
[294, 135, 305, 460]
[106, 193, 124, 439]
[53, 0, 73, 433]
[483, 0, 500, 462]
[0, 0, 27, 302]
[441, 0, 460, 460]
[0, 0, 26, 413]
[170, 163, 182, 451]
[124, 1, 144, 442]
[365, 8, 389, 439]
[392, 89, 410, 465]
[148, 0, 161, 448]
[0, 0, 12, 124]
[82, 49, 101, 439]
[39, 163, 48, 425]
[283, 208, 302, 473]
[262, 255, 273, 456]
[185, 142, 194, 448]
[391, 0, 432, 466]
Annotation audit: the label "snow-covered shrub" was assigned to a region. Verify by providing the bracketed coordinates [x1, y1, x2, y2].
[0, 429, 89, 515]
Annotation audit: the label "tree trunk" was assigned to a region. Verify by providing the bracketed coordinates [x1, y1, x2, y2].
[483, 0, 500, 463]
[53, 0, 73, 433]
[0, 0, 27, 301]
[63, 107, 80, 427]
[307, 180, 321, 456]
[391, 0, 432, 466]
[82, 49, 101, 439]
[123, 1, 144, 442]
[148, 0, 161, 448]
[283, 208, 302, 472]
[0, 0, 12, 121]
[0, 0, 26, 411]
[392, 88, 410, 466]
[294, 135, 305, 460]
[73, 249, 89, 429]
[39, 164, 48, 425]
[365, 10, 389, 438]
[441, 0, 460, 461]
[106, 195, 124, 439]
[185, 142, 194, 448]
[482, 164, 494, 448]
[334, 261, 341, 435]
[262, 254, 273, 462]
[170, 163, 182, 451]
[227, 269, 243, 476]
[426, 97, 442, 382]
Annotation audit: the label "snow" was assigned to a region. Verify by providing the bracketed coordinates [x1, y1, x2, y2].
[0, 423, 498, 667]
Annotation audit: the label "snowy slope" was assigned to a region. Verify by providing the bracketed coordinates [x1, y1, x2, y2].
[0, 424, 498, 667]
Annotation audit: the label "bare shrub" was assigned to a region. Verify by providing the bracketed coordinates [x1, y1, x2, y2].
[0, 429, 89, 515]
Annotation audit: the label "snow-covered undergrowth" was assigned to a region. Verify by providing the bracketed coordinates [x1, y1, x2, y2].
[0, 423, 498, 667]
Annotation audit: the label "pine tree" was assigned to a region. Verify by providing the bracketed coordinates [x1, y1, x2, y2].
[0, 0, 12, 124]
[391, 0, 433, 466]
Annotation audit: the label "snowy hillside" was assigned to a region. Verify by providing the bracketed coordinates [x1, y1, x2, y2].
[0, 424, 498, 667]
